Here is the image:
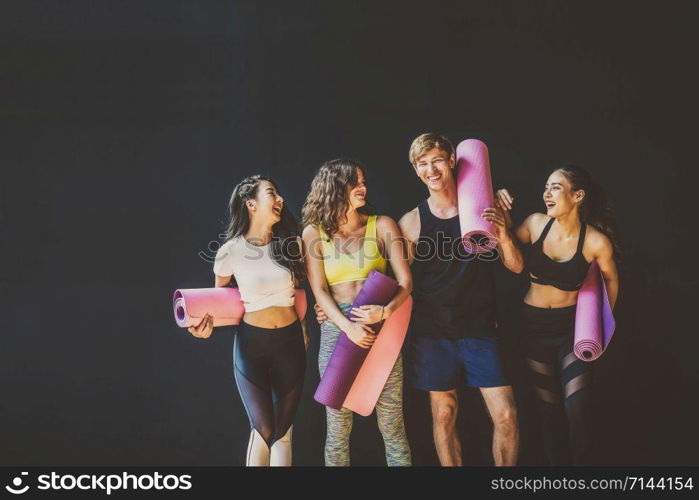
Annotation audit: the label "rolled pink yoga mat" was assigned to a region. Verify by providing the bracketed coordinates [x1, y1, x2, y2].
[343, 295, 413, 416]
[456, 139, 498, 254]
[314, 270, 400, 410]
[173, 287, 307, 328]
[574, 261, 615, 361]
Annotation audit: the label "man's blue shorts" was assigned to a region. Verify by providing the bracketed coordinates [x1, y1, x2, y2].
[405, 336, 509, 391]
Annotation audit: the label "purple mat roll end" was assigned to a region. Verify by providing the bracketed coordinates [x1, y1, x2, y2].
[173, 290, 186, 327]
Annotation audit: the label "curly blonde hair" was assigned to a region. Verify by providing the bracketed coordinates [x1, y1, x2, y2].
[301, 158, 376, 237]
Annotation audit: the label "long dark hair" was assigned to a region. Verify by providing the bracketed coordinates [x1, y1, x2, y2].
[556, 165, 622, 261]
[301, 158, 377, 237]
[223, 175, 305, 281]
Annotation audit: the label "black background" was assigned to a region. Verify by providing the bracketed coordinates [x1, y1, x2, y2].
[2, 0, 697, 466]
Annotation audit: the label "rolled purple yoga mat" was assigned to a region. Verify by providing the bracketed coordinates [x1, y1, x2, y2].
[314, 270, 399, 410]
[574, 261, 616, 361]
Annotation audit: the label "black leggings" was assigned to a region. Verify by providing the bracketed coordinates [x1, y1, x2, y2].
[520, 303, 594, 465]
[233, 319, 305, 447]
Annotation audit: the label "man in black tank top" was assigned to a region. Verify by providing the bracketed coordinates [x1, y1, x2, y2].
[397, 133, 525, 466]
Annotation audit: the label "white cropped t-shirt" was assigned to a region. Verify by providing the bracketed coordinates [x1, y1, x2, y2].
[213, 236, 295, 312]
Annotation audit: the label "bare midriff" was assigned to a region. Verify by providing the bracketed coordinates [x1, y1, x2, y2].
[523, 281, 579, 309]
[243, 305, 298, 329]
[328, 279, 364, 306]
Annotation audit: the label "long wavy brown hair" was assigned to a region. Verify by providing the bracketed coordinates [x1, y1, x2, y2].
[302, 158, 377, 237]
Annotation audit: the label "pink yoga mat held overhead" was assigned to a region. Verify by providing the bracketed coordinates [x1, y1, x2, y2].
[456, 139, 498, 254]
[173, 288, 307, 328]
[343, 295, 413, 416]
[573, 261, 615, 361]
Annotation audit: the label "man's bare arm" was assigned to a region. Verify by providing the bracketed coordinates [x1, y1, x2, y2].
[398, 207, 420, 266]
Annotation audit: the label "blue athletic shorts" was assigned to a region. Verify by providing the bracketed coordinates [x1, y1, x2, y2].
[405, 336, 509, 391]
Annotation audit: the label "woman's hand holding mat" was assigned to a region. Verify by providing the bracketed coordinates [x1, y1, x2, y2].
[314, 303, 328, 324]
[344, 321, 376, 349]
[350, 304, 385, 324]
[188, 313, 214, 338]
[346, 304, 383, 348]
[481, 207, 509, 241]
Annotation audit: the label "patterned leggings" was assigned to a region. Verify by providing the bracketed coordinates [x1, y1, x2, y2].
[318, 303, 411, 466]
[520, 303, 594, 465]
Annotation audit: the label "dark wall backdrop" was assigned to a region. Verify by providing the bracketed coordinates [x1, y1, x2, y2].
[2, 0, 697, 466]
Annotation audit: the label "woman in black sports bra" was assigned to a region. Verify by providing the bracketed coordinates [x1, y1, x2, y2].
[496, 165, 620, 465]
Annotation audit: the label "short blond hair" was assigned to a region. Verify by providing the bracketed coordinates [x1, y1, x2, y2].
[409, 133, 454, 166]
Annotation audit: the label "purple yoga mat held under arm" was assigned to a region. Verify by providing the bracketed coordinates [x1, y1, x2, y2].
[574, 261, 616, 361]
[456, 139, 498, 254]
[314, 270, 399, 410]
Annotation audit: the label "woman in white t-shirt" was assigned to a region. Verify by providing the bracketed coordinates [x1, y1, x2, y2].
[188, 175, 307, 466]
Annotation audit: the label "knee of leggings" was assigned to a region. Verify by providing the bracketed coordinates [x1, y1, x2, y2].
[326, 408, 352, 436]
[377, 414, 405, 438]
[272, 425, 292, 444]
[254, 425, 275, 447]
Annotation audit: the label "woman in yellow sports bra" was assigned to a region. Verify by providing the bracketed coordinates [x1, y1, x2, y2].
[302, 158, 413, 466]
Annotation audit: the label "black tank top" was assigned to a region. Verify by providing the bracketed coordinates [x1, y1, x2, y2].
[527, 217, 590, 291]
[409, 200, 498, 339]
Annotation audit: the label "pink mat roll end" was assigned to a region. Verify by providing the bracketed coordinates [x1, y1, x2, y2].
[172, 288, 244, 328]
[573, 261, 616, 362]
[461, 230, 498, 254]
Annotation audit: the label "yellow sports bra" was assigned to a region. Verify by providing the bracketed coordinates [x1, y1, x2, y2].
[319, 215, 387, 286]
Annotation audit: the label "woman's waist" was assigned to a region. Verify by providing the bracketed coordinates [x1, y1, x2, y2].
[242, 305, 298, 329]
[327, 279, 365, 305]
[524, 283, 579, 309]
[520, 299, 577, 330]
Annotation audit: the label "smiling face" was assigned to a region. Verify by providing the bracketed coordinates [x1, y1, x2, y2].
[247, 179, 284, 222]
[348, 168, 367, 210]
[414, 147, 456, 191]
[543, 170, 584, 217]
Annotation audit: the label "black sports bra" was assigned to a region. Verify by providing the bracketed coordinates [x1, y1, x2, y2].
[527, 218, 590, 292]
